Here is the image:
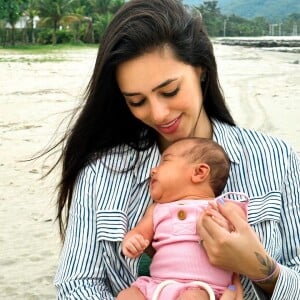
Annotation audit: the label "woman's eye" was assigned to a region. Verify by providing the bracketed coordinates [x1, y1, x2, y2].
[162, 87, 179, 97]
[127, 98, 146, 107]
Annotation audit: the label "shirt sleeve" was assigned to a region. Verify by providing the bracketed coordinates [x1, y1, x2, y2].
[54, 163, 116, 299]
[53, 144, 157, 299]
[252, 149, 300, 300]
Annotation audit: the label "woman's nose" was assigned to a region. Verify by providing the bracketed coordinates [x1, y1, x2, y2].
[150, 99, 169, 123]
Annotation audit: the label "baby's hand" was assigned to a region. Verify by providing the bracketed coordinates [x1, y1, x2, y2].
[122, 234, 150, 258]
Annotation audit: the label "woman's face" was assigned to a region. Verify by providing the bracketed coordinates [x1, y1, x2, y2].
[116, 46, 210, 149]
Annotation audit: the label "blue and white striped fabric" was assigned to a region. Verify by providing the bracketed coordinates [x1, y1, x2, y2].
[54, 119, 300, 299]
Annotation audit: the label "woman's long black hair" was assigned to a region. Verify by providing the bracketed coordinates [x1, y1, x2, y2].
[56, 0, 235, 239]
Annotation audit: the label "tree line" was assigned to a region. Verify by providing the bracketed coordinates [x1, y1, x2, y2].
[0, 0, 299, 46]
[0, 0, 125, 46]
[196, 1, 299, 37]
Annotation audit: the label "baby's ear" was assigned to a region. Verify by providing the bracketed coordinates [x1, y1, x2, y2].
[192, 163, 210, 183]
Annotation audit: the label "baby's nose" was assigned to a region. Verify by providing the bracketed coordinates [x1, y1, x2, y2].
[150, 168, 157, 177]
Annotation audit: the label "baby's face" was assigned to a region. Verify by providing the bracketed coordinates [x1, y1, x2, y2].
[150, 141, 194, 203]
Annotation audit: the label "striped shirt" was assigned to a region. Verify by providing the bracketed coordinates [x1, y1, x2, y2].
[54, 119, 300, 299]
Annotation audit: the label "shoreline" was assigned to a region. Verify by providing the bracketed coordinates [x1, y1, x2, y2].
[214, 36, 300, 53]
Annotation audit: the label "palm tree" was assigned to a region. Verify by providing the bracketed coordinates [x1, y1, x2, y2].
[24, 0, 39, 43]
[88, 0, 112, 15]
[1, 0, 26, 45]
[93, 11, 112, 41]
[35, 0, 79, 44]
[88, 0, 125, 41]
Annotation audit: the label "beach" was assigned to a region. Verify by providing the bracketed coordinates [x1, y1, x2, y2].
[0, 44, 299, 299]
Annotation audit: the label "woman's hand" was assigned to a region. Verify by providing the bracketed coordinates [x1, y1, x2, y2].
[220, 274, 243, 300]
[197, 200, 272, 280]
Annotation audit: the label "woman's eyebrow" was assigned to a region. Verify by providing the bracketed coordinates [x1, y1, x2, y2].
[152, 78, 178, 92]
[122, 78, 178, 96]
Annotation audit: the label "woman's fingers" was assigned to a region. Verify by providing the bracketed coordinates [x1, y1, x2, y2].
[197, 211, 230, 245]
[197, 201, 250, 249]
[205, 207, 231, 231]
[217, 200, 248, 228]
[197, 203, 267, 275]
[232, 273, 244, 300]
[220, 285, 237, 300]
[220, 274, 243, 300]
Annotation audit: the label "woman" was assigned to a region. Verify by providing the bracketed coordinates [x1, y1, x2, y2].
[54, 0, 300, 299]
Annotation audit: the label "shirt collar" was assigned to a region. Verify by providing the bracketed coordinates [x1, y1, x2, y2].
[212, 119, 242, 164]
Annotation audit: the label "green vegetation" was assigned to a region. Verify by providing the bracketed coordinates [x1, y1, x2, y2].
[194, 1, 300, 37]
[0, 43, 97, 52]
[0, 0, 299, 46]
[0, 0, 125, 46]
[219, 0, 300, 22]
[184, 0, 299, 22]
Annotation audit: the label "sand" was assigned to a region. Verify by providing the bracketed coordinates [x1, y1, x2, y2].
[0, 44, 299, 299]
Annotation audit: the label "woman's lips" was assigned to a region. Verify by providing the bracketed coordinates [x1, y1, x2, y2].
[157, 115, 181, 134]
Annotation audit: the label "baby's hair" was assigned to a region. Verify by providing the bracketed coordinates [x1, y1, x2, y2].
[175, 137, 230, 196]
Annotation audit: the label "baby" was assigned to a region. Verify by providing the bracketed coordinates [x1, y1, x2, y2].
[118, 137, 248, 300]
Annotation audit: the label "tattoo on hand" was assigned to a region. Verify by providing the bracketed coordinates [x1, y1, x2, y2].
[254, 252, 277, 285]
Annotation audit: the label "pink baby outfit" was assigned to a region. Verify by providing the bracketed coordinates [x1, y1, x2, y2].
[132, 196, 248, 300]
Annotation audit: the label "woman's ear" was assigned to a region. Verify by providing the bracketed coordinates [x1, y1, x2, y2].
[198, 67, 207, 82]
[191, 163, 210, 183]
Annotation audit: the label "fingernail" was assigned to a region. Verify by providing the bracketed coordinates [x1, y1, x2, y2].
[228, 284, 236, 291]
[217, 197, 225, 205]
